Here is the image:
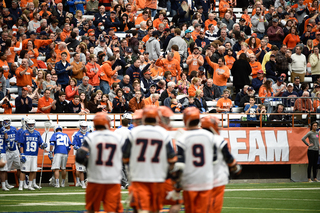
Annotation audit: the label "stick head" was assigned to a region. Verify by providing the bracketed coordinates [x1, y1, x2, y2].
[44, 120, 52, 133]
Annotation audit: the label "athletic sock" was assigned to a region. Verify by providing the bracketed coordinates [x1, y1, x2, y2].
[28, 181, 32, 188]
[62, 179, 65, 185]
[1, 182, 5, 188]
[33, 179, 36, 185]
[5, 180, 8, 185]
[76, 177, 80, 183]
[56, 179, 59, 185]
[81, 180, 85, 186]
[19, 180, 23, 188]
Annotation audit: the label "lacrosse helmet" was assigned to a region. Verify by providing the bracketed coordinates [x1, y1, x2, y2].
[27, 119, 36, 133]
[201, 115, 220, 134]
[3, 117, 11, 128]
[54, 125, 63, 133]
[79, 121, 88, 134]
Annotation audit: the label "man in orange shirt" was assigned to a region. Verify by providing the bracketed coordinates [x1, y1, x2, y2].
[205, 13, 217, 31]
[186, 46, 204, 75]
[100, 56, 122, 94]
[219, 0, 231, 19]
[22, 31, 56, 50]
[144, 93, 159, 106]
[313, 32, 320, 47]
[205, 50, 230, 94]
[55, 42, 70, 63]
[15, 59, 36, 95]
[191, 23, 201, 41]
[135, 10, 149, 27]
[142, 27, 153, 43]
[216, 89, 233, 113]
[60, 23, 71, 42]
[155, 52, 181, 82]
[37, 89, 57, 113]
[249, 54, 262, 79]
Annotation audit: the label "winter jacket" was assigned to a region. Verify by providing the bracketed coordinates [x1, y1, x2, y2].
[126, 64, 141, 84]
[265, 61, 277, 81]
[112, 96, 128, 113]
[128, 97, 145, 112]
[146, 37, 161, 61]
[55, 61, 72, 85]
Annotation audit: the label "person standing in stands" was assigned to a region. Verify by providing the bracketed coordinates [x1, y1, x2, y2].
[302, 122, 320, 183]
[15, 87, 32, 113]
[55, 52, 73, 91]
[15, 59, 36, 95]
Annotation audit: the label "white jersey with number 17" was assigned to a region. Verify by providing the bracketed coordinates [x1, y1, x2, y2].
[83, 130, 125, 184]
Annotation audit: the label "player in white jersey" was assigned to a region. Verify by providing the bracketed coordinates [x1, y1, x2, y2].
[201, 115, 241, 213]
[175, 107, 216, 213]
[76, 112, 124, 213]
[73, 121, 89, 188]
[122, 106, 177, 213]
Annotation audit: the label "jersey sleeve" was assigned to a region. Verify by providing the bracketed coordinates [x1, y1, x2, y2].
[166, 138, 177, 163]
[73, 134, 79, 146]
[50, 133, 57, 146]
[122, 132, 133, 163]
[176, 140, 185, 163]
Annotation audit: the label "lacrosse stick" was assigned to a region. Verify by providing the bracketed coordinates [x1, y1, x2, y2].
[124, 164, 132, 213]
[39, 120, 52, 190]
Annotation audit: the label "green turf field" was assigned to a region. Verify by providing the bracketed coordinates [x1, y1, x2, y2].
[1, 182, 320, 212]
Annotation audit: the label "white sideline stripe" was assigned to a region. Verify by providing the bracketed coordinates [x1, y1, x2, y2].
[0, 191, 128, 197]
[223, 206, 320, 212]
[225, 187, 320, 192]
[3, 201, 127, 207]
[224, 196, 320, 202]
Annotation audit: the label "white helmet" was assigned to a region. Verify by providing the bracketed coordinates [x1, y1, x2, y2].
[79, 121, 88, 134]
[27, 119, 36, 133]
[3, 117, 11, 128]
[54, 125, 63, 133]
[21, 117, 29, 130]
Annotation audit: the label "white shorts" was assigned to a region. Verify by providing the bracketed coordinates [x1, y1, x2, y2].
[0, 154, 8, 171]
[21, 156, 38, 172]
[6, 150, 20, 171]
[51, 154, 68, 170]
[76, 162, 86, 172]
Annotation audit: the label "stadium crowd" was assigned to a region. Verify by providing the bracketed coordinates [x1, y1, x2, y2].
[0, 0, 319, 119]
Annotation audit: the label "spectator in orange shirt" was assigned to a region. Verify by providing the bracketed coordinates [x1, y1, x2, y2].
[144, 93, 159, 106]
[86, 54, 102, 90]
[224, 49, 236, 70]
[186, 46, 204, 75]
[15, 59, 36, 95]
[204, 13, 217, 31]
[249, 54, 263, 79]
[219, 0, 231, 19]
[60, 23, 71, 41]
[153, 12, 166, 30]
[135, 10, 149, 27]
[155, 52, 181, 82]
[216, 89, 233, 113]
[100, 56, 122, 94]
[142, 27, 153, 43]
[191, 23, 201, 41]
[37, 89, 57, 113]
[0, 96, 13, 114]
[188, 77, 203, 97]
[26, 40, 39, 68]
[0, 53, 10, 79]
[283, 27, 300, 50]
[313, 32, 320, 47]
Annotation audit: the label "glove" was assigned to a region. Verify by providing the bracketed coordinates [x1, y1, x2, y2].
[74, 145, 80, 150]
[229, 161, 242, 177]
[20, 154, 27, 163]
[166, 190, 182, 201]
[40, 143, 47, 149]
[48, 151, 53, 160]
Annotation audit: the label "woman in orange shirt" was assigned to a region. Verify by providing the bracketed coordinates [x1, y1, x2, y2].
[4, 38, 22, 70]
[100, 94, 113, 112]
[35, 70, 46, 91]
[188, 77, 203, 97]
[224, 49, 236, 70]
[258, 79, 274, 113]
[65, 78, 79, 101]
[27, 40, 39, 68]
[283, 27, 300, 50]
[248, 37, 259, 53]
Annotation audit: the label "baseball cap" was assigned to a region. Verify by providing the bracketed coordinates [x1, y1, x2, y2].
[307, 24, 312, 27]
[143, 52, 149, 55]
[30, 31, 37, 35]
[40, 31, 47, 36]
[257, 70, 264, 74]
[111, 11, 116, 14]
[277, 77, 284, 82]
[126, 33, 131, 38]
[197, 6, 203, 10]
[88, 29, 95, 33]
[272, 18, 278, 22]
[112, 35, 118, 40]
[82, 36, 89, 40]
[150, 84, 156, 88]
[98, 22, 103, 26]
[145, 71, 151, 75]
[185, 29, 193, 34]
[280, 73, 286, 78]
[89, 32, 95, 36]
[239, 18, 246, 22]
[287, 83, 293, 87]
[100, 37, 106, 42]
[41, 2, 47, 7]
[199, 66, 205, 72]
[22, 87, 28, 91]
[126, 47, 133, 53]
[247, 86, 253, 91]
[251, 33, 257, 38]
[270, 54, 276, 57]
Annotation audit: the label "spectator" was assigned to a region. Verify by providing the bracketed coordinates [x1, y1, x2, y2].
[15, 87, 32, 113]
[251, 7, 267, 39]
[256, 39, 270, 63]
[177, 72, 190, 95]
[53, 91, 69, 113]
[129, 91, 145, 112]
[186, 46, 204, 75]
[283, 27, 300, 50]
[194, 89, 208, 113]
[267, 18, 284, 48]
[269, 104, 290, 126]
[78, 76, 94, 100]
[126, 59, 142, 84]
[112, 88, 128, 113]
[144, 93, 160, 106]
[212, 46, 226, 63]
[27, 85, 40, 107]
[292, 76, 302, 94]
[86, 0, 99, 15]
[282, 83, 299, 108]
[309, 45, 320, 83]
[100, 94, 113, 113]
[259, 79, 274, 113]
[171, 98, 184, 113]
[163, 89, 177, 108]
[100, 56, 122, 94]
[0, 96, 13, 114]
[275, 45, 292, 77]
[216, 89, 232, 113]
[262, 45, 279, 73]
[272, 77, 286, 97]
[313, 91, 320, 112]
[290, 46, 306, 82]
[146, 31, 161, 61]
[79, 92, 90, 114]
[231, 53, 252, 93]
[203, 78, 221, 101]
[55, 52, 73, 90]
[188, 77, 203, 97]
[265, 54, 277, 82]
[86, 54, 102, 91]
[15, 58, 36, 95]
[69, 95, 82, 113]
[240, 86, 262, 108]
[166, 28, 188, 61]
[65, 78, 79, 101]
[28, 12, 40, 32]
[221, 12, 234, 31]
[0, 69, 7, 95]
[311, 85, 320, 98]
[71, 53, 87, 85]
[294, 91, 312, 112]
[235, 85, 249, 106]
[119, 75, 134, 92]
[155, 52, 181, 82]
[244, 97, 259, 121]
[88, 92, 103, 113]
[249, 54, 262, 80]
[109, 83, 120, 102]
[37, 89, 57, 113]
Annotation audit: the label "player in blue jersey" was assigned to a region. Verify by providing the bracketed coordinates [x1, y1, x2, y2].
[73, 121, 89, 188]
[1, 118, 20, 190]
[48, 125, 72, 188]
[0, 122, 9, 191]
[18, 119, 47, 191]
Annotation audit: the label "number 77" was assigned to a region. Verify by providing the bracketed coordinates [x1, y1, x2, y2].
[136, 139, 163, 163]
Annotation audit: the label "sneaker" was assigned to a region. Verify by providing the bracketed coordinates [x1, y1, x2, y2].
[308, 179, 313, 183]
[55, 184, 60, 188]
[28, 186, 35, 191]
[121, 186, 125, 189]
[125, 184, 129, 189]
[18, 187, 23, 191]
[6, 184, 14, 189]
[61, 183, 65, 188]
[24, 183, 29, 189]
[75, 182, 81, 187]
[314, 179, 320, 182]
[82, 184, 86, 189]
[1, 187, 9, 191]
[33, 184, 41, 189]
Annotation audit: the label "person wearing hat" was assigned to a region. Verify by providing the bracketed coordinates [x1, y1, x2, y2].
[252, 70, 266, 92]
[266, 18, 284, 48]
[106, 10, 120, 32]
[195, 30, 210, 49]
[93, 37, 112, 60]
[251, 7, 268, 39]
[301, 24, 316, 44]
[282, 83, 299, 107]
[186, 46, 204, 75]
[239, 17, 251, 36]
[265, 54, 277, 82]
[272, 77, 286, 97]
[14, 86, 32, 113]
[145, 30, 161, 61]
[124, 47, 138, 66]
[184, 29, 194, 47]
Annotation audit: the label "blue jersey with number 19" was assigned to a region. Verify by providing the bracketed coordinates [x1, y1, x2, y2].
[50, 132, 72, 154]
[73, 131, 88, 147]
[20, 130, 44, 156]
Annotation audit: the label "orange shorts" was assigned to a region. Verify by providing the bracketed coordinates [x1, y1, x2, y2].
[183, 190, 212, 213]
[130, 181, 166, 212]
[163, 179, 183, 206]
[86, 183, 123, 212]
[209, 185, 225, 213]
